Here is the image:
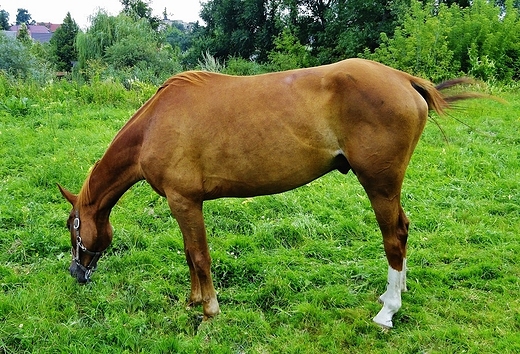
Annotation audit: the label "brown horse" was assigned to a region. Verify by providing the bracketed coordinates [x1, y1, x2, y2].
[59, 58, 475, 328]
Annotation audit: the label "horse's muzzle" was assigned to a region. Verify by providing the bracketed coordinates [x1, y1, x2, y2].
[69, 260, 91, 284]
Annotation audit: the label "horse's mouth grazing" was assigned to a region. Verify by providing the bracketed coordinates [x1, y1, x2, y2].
[69, 261, 91, 284]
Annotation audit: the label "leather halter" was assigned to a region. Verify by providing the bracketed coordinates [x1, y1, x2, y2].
[72, 210, 103, 280]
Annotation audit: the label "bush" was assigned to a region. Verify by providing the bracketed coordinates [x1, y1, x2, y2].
[76, 12, 182, 85]
[0, 33, 54, 82]
[367, 0, 520, 82]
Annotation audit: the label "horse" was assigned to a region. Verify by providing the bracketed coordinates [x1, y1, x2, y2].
[59, 58, 476, 328]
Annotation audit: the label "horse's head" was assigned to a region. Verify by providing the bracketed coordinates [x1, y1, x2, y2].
[58, 184, 113, 283]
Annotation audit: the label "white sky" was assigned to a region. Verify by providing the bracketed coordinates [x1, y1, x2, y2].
[1, 0, 204, 29]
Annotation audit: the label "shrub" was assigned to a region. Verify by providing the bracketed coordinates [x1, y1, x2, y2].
[367, 0, 520, 82]
[0, 33, 54, 82]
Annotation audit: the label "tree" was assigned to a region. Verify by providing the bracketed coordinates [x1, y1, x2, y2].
[15, 8, 32, 25]
[0, 9, 9, 30]
[440, 0, 471, 7]
[198, 0, 282, 62]
[16, 23, 32, 45]
[268, 28, 315, 70]
[120, 0, 161, 30]
[278, 0, 409, 64]
[50, 12, 79, 72]
[368, 0, 520, 81]
[165, 21, 195, 52]
[75, 11, 181, 83]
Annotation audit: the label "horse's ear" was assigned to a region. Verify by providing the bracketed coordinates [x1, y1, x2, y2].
[58, 184, 77, 206]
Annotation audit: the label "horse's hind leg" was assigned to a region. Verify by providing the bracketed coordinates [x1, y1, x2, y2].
[166, 192, 220, 319]
[357, 175, 409, 328]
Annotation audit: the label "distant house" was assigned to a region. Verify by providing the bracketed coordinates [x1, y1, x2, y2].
[1, 30, 17, 40]
[7, 23, 61, 43]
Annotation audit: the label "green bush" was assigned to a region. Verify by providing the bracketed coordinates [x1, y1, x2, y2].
[367, 0, 520, 82]
[76, 12, 182, 85]
[0, 33, 54, 82]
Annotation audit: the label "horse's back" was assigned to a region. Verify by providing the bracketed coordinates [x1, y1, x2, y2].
[137, 59, 430, 199]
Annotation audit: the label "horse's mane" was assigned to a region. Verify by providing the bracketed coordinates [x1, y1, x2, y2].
[159, 71, 213, 90]
[76, 161, 99, 206]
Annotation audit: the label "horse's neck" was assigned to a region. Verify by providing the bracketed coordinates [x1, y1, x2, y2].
[78, 124, 145, 217]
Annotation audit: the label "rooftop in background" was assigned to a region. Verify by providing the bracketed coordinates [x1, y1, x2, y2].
[6, 23, 62, 43]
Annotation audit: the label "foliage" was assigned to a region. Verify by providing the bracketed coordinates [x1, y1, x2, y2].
[0, 76, 519, 352]
[311, 0, 410, 63]
[0, 9, 9, 30]
[15, 8, 32, 25]
[120, 0, 161, 30]
[50, 13, 79, 72]
[75, 11, 181, 85]
[0, 33, 54, 82]
[196, 0, 409, 65]
[367, 0, 520, 81]
[268, 28, 315, 71]
[164, 21, 202, 53]
[15, 23, 32, 46]
[198, 0, 281, 62]
[222, 57, 269, 75]
[197, 51, 225, 72]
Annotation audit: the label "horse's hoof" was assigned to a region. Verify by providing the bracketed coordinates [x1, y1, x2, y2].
[373, 315, 393, 329]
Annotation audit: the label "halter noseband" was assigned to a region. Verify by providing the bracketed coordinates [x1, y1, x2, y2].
[72, 210, 103, 280]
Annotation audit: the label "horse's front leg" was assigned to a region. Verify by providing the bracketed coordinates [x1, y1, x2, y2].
[167, 193, 220, 319]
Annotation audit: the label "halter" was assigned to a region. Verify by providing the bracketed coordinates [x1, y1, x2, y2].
[72, 210, 103, 280]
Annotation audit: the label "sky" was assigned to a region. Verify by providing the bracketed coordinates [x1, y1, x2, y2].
[1, 0, 204, 29]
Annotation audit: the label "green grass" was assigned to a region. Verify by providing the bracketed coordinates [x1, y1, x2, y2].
[1, 81, 519, 353]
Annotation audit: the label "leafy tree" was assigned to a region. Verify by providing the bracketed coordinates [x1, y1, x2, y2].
[268, 28, 315, 70]
[270, 0, 410, 64]
[165, 21, 196, 52]
[15, 8, 32, 25]
[367, 1, 455, 81]
[440, 0, 471, 7]
[321, 0, 410, 62]
[16, 23, 32, 45]
[368, 0, 520, 81]
[50, 12, 79, 72]
[0, 9, 9, 30]
[120, 0, 161, 30]
[76, 11, 181, 83]
[198, 0, 282, 62]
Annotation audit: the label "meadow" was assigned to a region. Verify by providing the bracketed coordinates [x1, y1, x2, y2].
[0, 77, 519, 353]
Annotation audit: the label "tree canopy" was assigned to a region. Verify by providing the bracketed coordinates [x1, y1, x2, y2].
[15, 8, 33, 25]
[0, 9, 9, 30]
[1, 0, 519, 83]
[50, 13, 79, 72]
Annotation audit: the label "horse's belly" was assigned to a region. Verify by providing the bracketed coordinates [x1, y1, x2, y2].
[200, 149, 338, 199]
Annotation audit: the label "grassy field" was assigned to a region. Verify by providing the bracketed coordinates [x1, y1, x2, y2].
[0, 79, 519, 353]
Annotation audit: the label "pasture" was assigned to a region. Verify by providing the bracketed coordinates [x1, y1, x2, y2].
[0, 79, 519, 353]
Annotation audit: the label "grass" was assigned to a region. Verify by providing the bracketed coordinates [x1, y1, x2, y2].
[0, 79, 519, 353]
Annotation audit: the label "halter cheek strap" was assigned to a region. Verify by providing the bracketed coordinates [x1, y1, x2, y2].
[72, 211, 103, 280]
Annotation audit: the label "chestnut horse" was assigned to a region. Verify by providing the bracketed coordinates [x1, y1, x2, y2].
[59, 58, 474, 328]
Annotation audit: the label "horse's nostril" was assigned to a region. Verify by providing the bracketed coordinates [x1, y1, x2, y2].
[69, 261, 77, 277]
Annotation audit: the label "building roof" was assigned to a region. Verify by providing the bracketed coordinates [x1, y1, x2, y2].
[1, 31, 17, 40]
[31, 33, 54, 43]
[10, 25, 50, 33]
[7, 24, 62, 43]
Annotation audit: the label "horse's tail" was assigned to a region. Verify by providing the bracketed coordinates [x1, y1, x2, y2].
[411, 77, 480, 115]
